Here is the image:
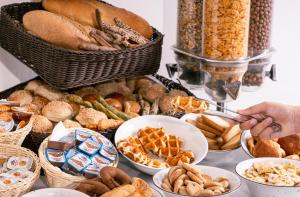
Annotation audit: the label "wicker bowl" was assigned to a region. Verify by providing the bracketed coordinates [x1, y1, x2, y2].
[38, 128, 118, 188]
[0, 120, 32, 146]
[0, 2, 163, 90]
[0, 144, 41, 197]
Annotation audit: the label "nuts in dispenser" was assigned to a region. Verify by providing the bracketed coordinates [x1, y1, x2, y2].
[242, 66, 265, 87]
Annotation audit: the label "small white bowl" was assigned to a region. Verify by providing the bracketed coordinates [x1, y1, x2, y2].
[23, 188, 89, 197]
[236, 157, 300, 197]
[180, 113, 241, 161]
[114, 115, 208, 175]
[153, 165, 241, 197]
[240, 130, 254, 158]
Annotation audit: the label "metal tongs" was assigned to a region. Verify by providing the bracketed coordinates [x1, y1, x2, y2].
[201, 100, 282, 133]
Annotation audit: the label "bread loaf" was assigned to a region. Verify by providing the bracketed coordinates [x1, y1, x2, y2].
[42, 0, 153, 39]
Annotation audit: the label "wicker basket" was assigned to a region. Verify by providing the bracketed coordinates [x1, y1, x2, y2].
[38, 128, 118, 188]
[0, 144, 41, 197]
[0, 120, 32, 146]
[0, 2, 163, 90]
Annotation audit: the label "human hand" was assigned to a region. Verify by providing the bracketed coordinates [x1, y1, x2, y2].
[238, 102, 298, 140]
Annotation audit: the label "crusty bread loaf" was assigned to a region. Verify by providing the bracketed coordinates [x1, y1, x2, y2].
[23, 10, 101, 50]
[42, 0, 153, 39]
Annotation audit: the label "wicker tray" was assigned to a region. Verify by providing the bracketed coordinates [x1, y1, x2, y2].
[0, 2, 163, 90]
[0, 75, 194, 152]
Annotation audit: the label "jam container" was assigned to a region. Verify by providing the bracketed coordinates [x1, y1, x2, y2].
[248, 0, 274, 57]
[174, 0, 205, 89]
[202, 0, 250, 102]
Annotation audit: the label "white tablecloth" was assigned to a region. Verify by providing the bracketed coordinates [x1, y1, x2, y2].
[32, 148, 251, 197]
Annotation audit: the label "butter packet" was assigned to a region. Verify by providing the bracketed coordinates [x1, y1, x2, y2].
[65, 148, 78, 160]
[90, 135, 113, 148]
[91, 154, 111, 167]
[6, 169, 33, 181]
[45, 149, 66, 167]
[0, 173, 17, 188]
[6, 156, 33, 170]
[75, 130, 91, 144]
[99, 146, 117, 161]
[78, 138, 101, 156]
[67, 153, 91, 172]
[61, 163, 82, 176]
[83, 164, 101, 179]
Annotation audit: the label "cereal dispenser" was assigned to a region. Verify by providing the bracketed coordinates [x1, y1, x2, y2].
[201, 0, 250, 102]
[242, 0, 276, 91]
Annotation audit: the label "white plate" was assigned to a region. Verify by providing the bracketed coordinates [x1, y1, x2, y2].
[114, 115, 208, 175]
[22, 188, 89, 197]
[236, 157, 300, 197]
[153, 165, 241, 197]
[180, 113, 241, 161]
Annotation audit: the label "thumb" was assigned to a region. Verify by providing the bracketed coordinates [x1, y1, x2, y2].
[238, 102, 268, 116]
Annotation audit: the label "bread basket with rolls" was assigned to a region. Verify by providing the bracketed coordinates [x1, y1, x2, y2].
[0, 1, 163, 90]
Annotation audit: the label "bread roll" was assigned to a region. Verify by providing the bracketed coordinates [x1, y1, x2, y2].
[42, 101, 73, 122]
[24, 80, 44, 92]
[278, 134, 300, 155]
[31, 96, 50, 110]
[42, 0, 153, 39]
[253, 140, 286, 158]
[34, 84, 63, 101]
[75, 108, 107, 126]
[30, 115, 53, 133]
[63, 119, 82, 128]
[8, 90, 33, 106]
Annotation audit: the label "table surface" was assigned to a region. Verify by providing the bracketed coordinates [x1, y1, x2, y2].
[32, 148, 251, 197]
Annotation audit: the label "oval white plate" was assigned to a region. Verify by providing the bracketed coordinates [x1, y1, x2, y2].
[115, 115, 208, 175]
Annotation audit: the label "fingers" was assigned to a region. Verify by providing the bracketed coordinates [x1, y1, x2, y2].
[258, 127, 274, 140]
[238, 102, 269, 116]
[239, 119, 257, 130]
[250, 117, 273, 137]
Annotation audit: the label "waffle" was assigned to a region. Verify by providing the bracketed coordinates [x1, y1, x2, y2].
[171, 96, 208, 113]
[165, 150, 195, 166]
[158, 135, 183, 158]
[138, 127, 168, 154]
[117, 137, 148, 165]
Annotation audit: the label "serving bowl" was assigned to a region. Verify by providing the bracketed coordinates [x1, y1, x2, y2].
[114, 115, 208, 175]
[153, 165, 241, 197]
[23, 188, 89, 197]
[236, 157, 300, 197]
[180, 113, 241, 161]
[240, 130, 254, 158]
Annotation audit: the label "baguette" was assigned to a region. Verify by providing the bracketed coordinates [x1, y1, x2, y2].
[23, 10, 103, 50]
[42, 0, 153, 39]
[201, 114, 231, 132]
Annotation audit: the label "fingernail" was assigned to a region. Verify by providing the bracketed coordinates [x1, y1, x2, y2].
[250, 119, 257, 125]
[266, 117, 273, 124]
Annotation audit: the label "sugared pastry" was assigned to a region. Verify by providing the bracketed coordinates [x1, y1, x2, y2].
[75, 108, 107, 126]
[42, 101, 73, 122]
[253, 140, 286, 158]
[8, 90, 33, 106]
[278, 134, 300, 155]
[30, 115, 53, 133]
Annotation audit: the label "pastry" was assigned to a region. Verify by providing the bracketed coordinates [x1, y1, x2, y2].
[8, 90, 33, 106]
[253, 140, 286, 158]
[34, 84, 63, 101]
[24, 80, 44, 92]
[278, 134, 300, 155]
[171, 96, 208, 114]
[96, 81, 131, 98]
[139, 84, 166, 103]
[97, 119, 123, 130]
[30, 115, 53, 133]
[105, 98, 123, 111]
[124, 101, 141, 114]
[74, 87, 98, 98]
[75, 108, 107, 126]
[42, 101, 73, 122]
[168, 89, 188, 97]
[63, 119, 82, 128]
[31, 96, 50, 110]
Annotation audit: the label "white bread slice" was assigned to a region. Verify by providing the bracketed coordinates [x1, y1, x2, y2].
[201, 114, 231, 132]
[222, 124, 241, 143]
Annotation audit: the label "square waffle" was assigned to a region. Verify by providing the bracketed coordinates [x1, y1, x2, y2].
[138, 127, 168, 154]
[158, 135, 183, 158]
[165, 150, 195, 166]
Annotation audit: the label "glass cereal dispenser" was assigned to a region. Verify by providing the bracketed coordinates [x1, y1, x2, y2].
[202, 0, 251, 102]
